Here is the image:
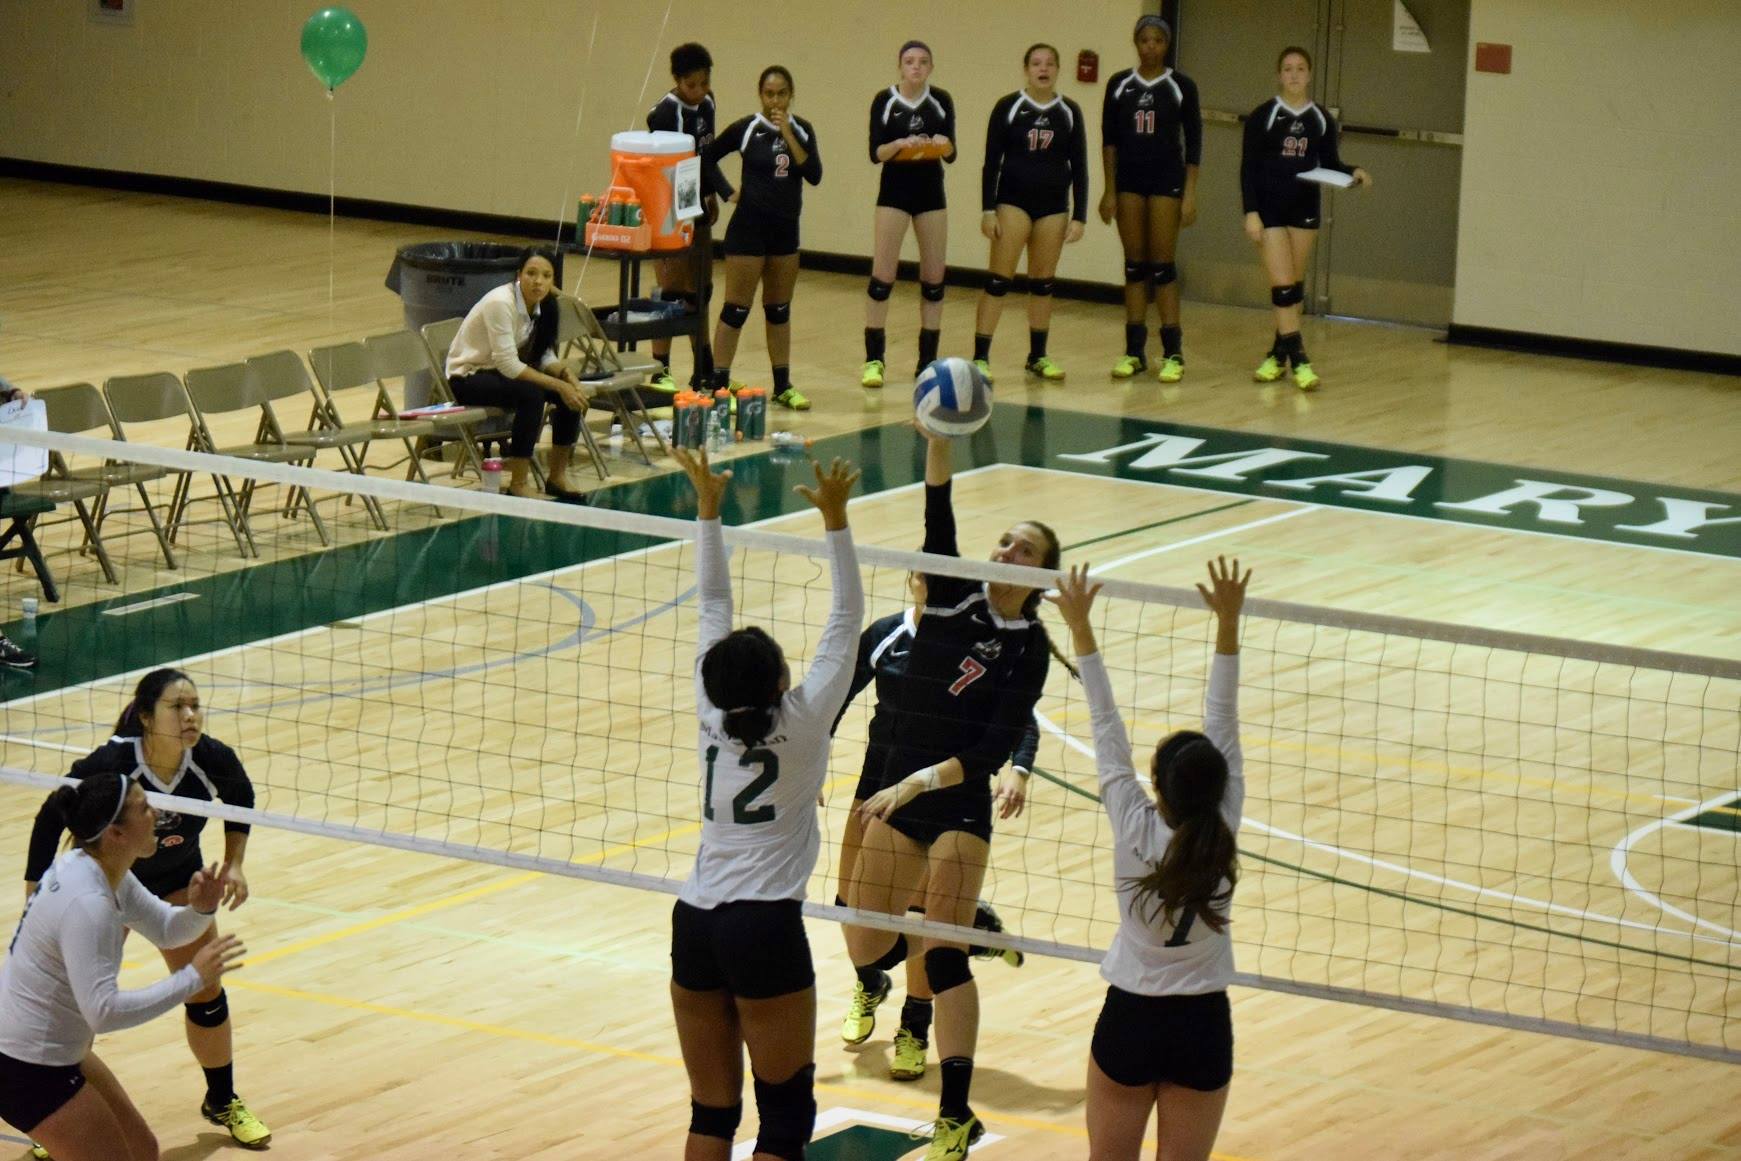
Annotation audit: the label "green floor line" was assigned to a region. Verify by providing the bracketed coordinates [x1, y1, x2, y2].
[1025, 766, 1738, 975]
[1062, 498, 1257, 553]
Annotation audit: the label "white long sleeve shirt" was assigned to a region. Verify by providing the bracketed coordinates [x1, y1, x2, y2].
[680, 518, 865, 908]
[444, 281, 563, 382]
[0, 850, 212, 1066]
[1083, 649, 1245, 996]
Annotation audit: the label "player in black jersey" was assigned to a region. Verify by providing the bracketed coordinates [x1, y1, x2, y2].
[840, 428, 1075, 1160]
[861, 41, 956, 390]
[831, 573, 1035, 1084]
[646, 43, 728, 394]
[22, 669, 270, 1150]
[1240, 46, 1370, 391]
[1099, 16, 1203, 383]
[973, 43, 1089, 386]
[704, 66, 822, 412]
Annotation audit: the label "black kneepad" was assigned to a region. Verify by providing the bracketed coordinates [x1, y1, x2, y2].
[1123, 260, 1150, 285]
[867, 932, 909, 973]
[1029, 278, 1056, 298]
[924, 946, 973, 994]
[753, 1064, 816, 1161]
[866, 277, 894, 302]
[719, 302, 751, 329]
[984, 275, 1011, 298]
[920, 280, 946, 303]
[689, 1099, 743, 1140]
[763, 301, 791, 325]
[185, 989, 229, 1028]
[1270, 283, 1304, 307]
[1152, 262, 1179, 286]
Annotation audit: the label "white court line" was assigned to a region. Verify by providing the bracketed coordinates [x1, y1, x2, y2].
[1095, 507, 1315, 573]
[100, 592, 200, 616]
[1033, 710, 1741, 952]
[1611, 793, 1741, 943]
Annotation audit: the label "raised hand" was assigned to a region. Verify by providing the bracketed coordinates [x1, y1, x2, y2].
[1043, 562, 1103, 657]
[185, 862, 224, 914]
[192, 933, 247, 989]
[793, 457, 860, 532]
[671, 445, 732, 520]
[1195, 555, 1250, 621]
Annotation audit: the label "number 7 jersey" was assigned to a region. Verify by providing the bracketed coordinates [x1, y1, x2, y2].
[682, 519, 864, 909]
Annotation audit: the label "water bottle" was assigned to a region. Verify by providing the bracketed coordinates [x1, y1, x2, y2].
[705, 411, 728, 455]
[20, 596, 38, 655]
[480, 457, 503, 493]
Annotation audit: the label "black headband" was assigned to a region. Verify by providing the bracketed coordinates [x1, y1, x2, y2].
[1134, 15, 1172, 40]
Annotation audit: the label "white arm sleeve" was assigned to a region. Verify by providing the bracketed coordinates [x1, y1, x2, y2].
[1202, 653, 1245, 831]
[693, 518, 734, 704]
[790, 529, 866, 741]
[1080, 651, 1171, 861]
[117, 872, 215, 950]
[61, 897, 204, 1035]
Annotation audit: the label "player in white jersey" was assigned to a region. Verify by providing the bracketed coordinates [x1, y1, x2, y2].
[1046, 556, 1248, 1161]
[0, 772, 245, 1160]
[668, 446, 863, 1161]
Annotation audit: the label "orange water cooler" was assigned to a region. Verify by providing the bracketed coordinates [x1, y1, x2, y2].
[606, 130, 696, 251]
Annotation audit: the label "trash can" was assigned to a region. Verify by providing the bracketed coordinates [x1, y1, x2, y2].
[385, 242, 526, 407]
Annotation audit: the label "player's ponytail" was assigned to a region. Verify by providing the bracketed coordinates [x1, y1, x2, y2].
[1126, 731, 1238, 935]
[1015, 520, 1080, 681]
[113, 667, 192, 737]
[50, 771, 131, 851]
[701, 627, 786, 749]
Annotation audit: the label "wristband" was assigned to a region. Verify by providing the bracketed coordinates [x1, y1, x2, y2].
[1012, 767, 1032, 780]
[906, 764, 943, 793]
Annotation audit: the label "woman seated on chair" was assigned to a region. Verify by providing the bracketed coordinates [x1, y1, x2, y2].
[444, 247, 589, 501]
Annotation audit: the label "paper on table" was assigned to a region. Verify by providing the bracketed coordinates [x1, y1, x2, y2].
[0, 397, 48, 486]
[1296, 167, 1356, 189]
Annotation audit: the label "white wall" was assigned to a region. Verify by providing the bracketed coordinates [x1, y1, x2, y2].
[1453, 0, 1741, 353]
[0, 0, 1149, 282]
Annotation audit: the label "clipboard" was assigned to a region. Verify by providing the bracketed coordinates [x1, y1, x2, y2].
[0, 397, 48, 486]
[1295, 167, 1356, 189]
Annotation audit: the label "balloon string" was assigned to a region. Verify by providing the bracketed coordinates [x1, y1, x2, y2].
[552, 4, 603, 253]
[328, 89, 336, 344]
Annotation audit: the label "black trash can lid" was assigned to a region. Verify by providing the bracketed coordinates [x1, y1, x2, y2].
[393, 242, 528, 272]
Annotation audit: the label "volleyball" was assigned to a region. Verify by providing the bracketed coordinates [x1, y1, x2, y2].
[913, 357, 993, 439]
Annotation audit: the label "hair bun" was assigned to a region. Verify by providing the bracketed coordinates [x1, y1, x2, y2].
[48, 784, 80, 826]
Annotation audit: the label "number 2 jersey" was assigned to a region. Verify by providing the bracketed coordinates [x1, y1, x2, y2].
[706, 114, 823, 222]
[1239, 97, 1354, 213]
[682, 518, 863, 909]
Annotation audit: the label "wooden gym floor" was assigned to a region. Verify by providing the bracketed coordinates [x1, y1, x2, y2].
[0, 179, 1737, 1159]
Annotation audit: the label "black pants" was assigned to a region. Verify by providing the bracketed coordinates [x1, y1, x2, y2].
[449, 369, 580, 458]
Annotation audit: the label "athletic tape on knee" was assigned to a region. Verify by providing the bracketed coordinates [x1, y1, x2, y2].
[1153, 262, 1178, 286]
[1123, 260, 1150, 285]
[924, 947, 973, 994]
[984, 275, 1011, 298]
[185, 989, 229, 1028]
[719, 302, 751, 329]
[1270, 283, 1303, 308]
[763, 301, 791, 325]
[1029, 278, 1056, 298]
[920, 280, 945, 302]
[689, 1099, 743, 1140]
[868, 933, 909, 973]
[752, 1065, 816, 1161]
[866, 277, 894, 302]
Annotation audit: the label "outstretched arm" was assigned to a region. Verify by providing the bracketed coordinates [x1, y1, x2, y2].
[675, 447, 735, 688]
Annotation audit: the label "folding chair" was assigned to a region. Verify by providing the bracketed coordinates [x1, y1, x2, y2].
[554, 294, 670, 466]
[181, 361, 331, 552]
[247, 350, 395, 531]
[8, 383, 179, 584]
[103, 373, 252, 559]
[367, 328, 513, 486]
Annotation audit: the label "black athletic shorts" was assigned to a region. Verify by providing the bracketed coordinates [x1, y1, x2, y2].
[885, 783, 994, 846]
[1090, 985, 1233, 1091]
[0, 1051, 85, 1134]
[993, 180, 1070, 222]
[877, 165, 947, 216]
[1253, 184, 1321, 230]
[1115, 162, 1185, 200]
[671, 898, 815, 999]
[723, 203, 800, 257]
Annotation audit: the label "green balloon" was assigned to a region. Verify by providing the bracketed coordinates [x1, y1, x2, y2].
[300, 7, 368, 91]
